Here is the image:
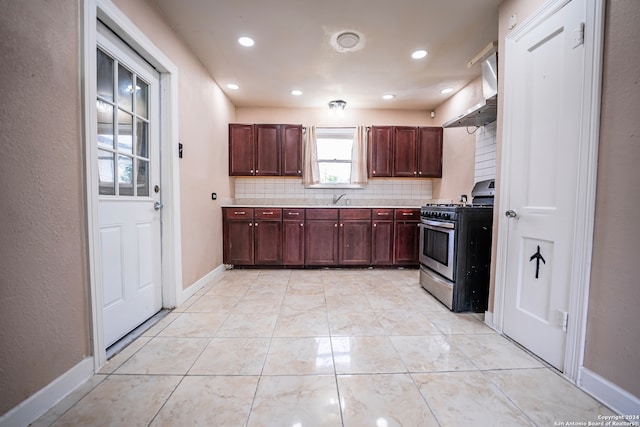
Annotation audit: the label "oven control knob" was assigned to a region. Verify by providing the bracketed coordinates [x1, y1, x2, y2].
[443, 213, 449, 219]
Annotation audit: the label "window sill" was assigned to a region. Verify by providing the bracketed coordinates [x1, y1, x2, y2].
[305, 183, 365, 189]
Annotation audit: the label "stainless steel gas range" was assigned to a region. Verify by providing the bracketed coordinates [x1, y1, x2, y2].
[419, 179, 495, 312]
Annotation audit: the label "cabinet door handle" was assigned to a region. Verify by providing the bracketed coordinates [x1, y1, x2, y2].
[402, 213, 413, 216]
[288, 212, 300, 216]
[377, 212, 389, 216]
[263, 211, 274, 215]
[234, 211, 246, 215]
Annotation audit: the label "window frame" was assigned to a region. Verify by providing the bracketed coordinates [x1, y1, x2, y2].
[309, 126, 364, 189]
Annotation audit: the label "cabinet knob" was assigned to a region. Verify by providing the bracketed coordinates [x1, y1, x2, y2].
[300, 223, 303, 227]
[297, 170, 301, 173]
[255, 222, 258, 226]
[340, 223, 344, 227]
[419, 171, 422, 175]
[373, 223, 377, 227]
[414, 171, 417, 175]
[249, 223, 253, 227]
[373, 171, 376, 175]
[250, 169, 254, 174]
[256, 170, 259, 173]
[334, 223, 338, 227]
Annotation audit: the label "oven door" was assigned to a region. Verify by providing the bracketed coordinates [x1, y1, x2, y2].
[419, 219, 456, 281]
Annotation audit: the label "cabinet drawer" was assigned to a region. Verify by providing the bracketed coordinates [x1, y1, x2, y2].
[305, 208, 339, 220]
[283, 208, 305, 220]
[372, 209, 394, 219]
[394, 209, 420, 220]
[255, 208, 282, 220]
[339, 208, 371, 220]
[224, 208, 254, 219]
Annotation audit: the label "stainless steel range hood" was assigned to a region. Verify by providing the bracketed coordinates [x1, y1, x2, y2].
[443, 44, 498, 129]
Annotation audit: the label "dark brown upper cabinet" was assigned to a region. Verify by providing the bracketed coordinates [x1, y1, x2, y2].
[368, 126, 393, 177]
[417, 127, 443, 178]
[368, 125, 443, 179]
[281, 124, 303, 176]
[392, 126, 419, 177]
[228, 123, 302, 176]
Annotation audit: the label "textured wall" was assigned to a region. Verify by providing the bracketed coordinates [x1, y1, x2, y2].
[585, 0, 640, 398]
[111, 0, 236, 288]
[0, 0, 89, 415]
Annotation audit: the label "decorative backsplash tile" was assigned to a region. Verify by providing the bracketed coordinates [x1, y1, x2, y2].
[475, 121, 497, 182]
[234, 177, 432, 203]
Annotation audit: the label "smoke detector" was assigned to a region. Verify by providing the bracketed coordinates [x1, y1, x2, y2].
[330, 30, 365, 52]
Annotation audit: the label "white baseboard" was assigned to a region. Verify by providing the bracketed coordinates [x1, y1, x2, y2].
[484, 310, 498, 331]
[176, 263, 225, 307]
[580, 367, 640, 415]
[0, 357, 94, 427]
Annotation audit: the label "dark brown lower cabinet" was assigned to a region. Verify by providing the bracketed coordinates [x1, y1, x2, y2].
[339, 209, 372, 265]
[393, 209, 420, 265]
[305, 209, 339, 266]
[223, 207, 420, 267]
[223, 208, 254, 265]
[283, 208, 305, 266]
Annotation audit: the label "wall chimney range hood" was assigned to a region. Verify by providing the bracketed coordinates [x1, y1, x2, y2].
[443, 42, 498, 129]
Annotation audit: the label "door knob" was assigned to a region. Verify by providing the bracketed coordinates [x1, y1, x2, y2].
[505, 209, 519, 219]
[154, 201, 164, 211]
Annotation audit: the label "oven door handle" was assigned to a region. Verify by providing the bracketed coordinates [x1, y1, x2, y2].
[421, 219, 455, 229]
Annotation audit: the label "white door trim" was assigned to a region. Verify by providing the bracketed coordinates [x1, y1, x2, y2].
[82, 0, 182, 369]
[493, 0, 604, 383]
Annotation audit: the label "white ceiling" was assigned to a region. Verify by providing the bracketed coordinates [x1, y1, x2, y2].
[151, 0, 500, 110]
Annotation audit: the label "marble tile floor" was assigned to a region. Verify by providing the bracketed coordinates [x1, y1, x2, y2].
[33, 269, 614, 426]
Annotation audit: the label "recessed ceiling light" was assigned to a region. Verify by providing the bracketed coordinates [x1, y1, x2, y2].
[382, 94, 395, 100]
[291, 90, 303, 96]
[227, 83, 239, 90]
[238, 36, 254, 47]
[411, 49, 428, 59]
[441, 87, 454, 94]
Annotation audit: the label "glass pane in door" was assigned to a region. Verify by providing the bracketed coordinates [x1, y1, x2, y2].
[117, 64, 133, 111]
[97, 102, 114, 150]
[137, 159, 149, 196]
[136, 120, 148, 158]
[117, 109, 133, 154]
[97, 49, 113, 101]
[136, 78, 148, 119]
[118, 155, 134, 196]
[98, 149, 115, 195]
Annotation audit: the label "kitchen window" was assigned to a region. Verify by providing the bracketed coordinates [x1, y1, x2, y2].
[304, 125, 368, 188]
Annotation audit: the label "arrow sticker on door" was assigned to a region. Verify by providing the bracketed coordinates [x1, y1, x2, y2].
[529, 245, 546, 279]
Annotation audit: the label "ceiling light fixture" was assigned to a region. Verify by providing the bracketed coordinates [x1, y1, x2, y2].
[227, 83, 239, 90]
[328, 99, 347, 111]
[411, 49, 428, 59]
[238, 36, 254, 47]
[382, 94, 395, 100]
[291, 90, 303, 96]
[441, 88, 454, 94]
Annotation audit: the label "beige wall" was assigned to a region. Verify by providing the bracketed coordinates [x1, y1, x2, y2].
[494, 0, 640, 401]
[111, 0, 235, 287]
[585, 0, 640, 398]
[433, 76, 484, 200]
[0, 0, 90, 415]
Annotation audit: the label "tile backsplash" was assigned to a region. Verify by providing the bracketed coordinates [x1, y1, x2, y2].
[234, 177, 432, 203]
[475, 121, 497, 182]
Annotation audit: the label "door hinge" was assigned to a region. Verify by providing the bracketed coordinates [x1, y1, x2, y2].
[561, 310, 569, 332]
[572, 22, 585, 49]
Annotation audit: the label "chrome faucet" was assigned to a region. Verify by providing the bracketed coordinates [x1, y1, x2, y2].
[333, 193, 348, 205]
